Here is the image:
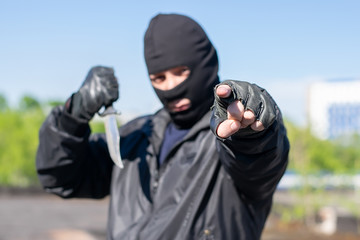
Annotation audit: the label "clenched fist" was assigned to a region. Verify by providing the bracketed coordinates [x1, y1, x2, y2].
[70, 66, 119, 120]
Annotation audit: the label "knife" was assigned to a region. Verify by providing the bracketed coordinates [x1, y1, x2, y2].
[100, 105, 124, 168]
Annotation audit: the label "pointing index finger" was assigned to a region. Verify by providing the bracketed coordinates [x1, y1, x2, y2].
[216, 84, 231, 98]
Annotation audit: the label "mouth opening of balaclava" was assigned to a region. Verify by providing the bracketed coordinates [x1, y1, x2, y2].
[144, 13, 220, 129]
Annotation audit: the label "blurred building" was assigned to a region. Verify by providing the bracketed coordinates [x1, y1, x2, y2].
[307, 78, 360, 139]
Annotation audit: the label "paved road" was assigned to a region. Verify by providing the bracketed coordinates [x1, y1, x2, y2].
[1, 190, 359, 240]
[0, 192, 108, 240]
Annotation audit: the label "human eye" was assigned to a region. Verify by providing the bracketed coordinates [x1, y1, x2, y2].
[182, 67, 190, 74]
[174, 66, 190, 76]
[150, 74, 165, 83]
[180, 67, 190, 77]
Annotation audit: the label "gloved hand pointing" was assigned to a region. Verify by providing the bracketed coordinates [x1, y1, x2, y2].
[211, 80, 278, 139]
[70, 66, 119, 120]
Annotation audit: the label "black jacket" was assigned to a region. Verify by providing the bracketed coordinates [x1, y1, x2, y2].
[36, 106, 289, 240]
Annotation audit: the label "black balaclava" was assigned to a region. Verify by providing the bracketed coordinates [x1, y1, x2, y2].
[144, 13, 220, 129]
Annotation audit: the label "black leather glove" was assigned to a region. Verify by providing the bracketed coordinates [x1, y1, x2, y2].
[69, 66, 119, 120]
[210, 80, 278, 137]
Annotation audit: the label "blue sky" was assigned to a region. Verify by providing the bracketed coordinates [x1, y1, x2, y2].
[1, 0, 359, 125]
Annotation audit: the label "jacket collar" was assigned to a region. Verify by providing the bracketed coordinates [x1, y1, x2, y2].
[146, 108, 211, 152]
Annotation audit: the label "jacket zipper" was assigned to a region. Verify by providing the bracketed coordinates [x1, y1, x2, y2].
[150, 123, 209, 197]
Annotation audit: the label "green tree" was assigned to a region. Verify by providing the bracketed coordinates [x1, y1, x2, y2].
[46, 100, 65, 108]
[0, 109, 45, 186]
[0, 94, 8, 111]
[19, 95, 41, 111]
[90, 120, 106, 133]
[285, 120, 360, 173]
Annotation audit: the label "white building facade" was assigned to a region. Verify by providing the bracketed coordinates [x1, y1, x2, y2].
[307, 79, 360, 139]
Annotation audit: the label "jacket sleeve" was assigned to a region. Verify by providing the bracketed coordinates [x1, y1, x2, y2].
[211, 80, 289, 202]
[36, 106, 114, 199]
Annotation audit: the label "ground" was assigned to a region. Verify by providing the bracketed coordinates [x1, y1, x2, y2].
[0, 188, 358, 240]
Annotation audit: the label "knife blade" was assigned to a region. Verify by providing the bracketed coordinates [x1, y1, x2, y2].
[101, 105, 124, 168]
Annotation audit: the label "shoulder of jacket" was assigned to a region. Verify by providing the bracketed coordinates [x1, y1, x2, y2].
[120, 114, 153, 136]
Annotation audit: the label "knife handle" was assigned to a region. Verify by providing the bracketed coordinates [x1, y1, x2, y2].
[98, 105, 119, 117]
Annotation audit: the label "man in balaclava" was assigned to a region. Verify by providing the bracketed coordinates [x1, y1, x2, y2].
[143, 14, 222, 166]
[36, 13, 289, 240]
[144, 13, 219, 129]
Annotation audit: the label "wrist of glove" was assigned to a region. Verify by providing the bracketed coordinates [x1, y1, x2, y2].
[66, 66, 119, 121]
[210, 80, 278, 139]
[67, 92, 94, 120]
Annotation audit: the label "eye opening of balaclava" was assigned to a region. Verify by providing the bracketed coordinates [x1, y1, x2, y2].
[144, 13, 220, 129]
